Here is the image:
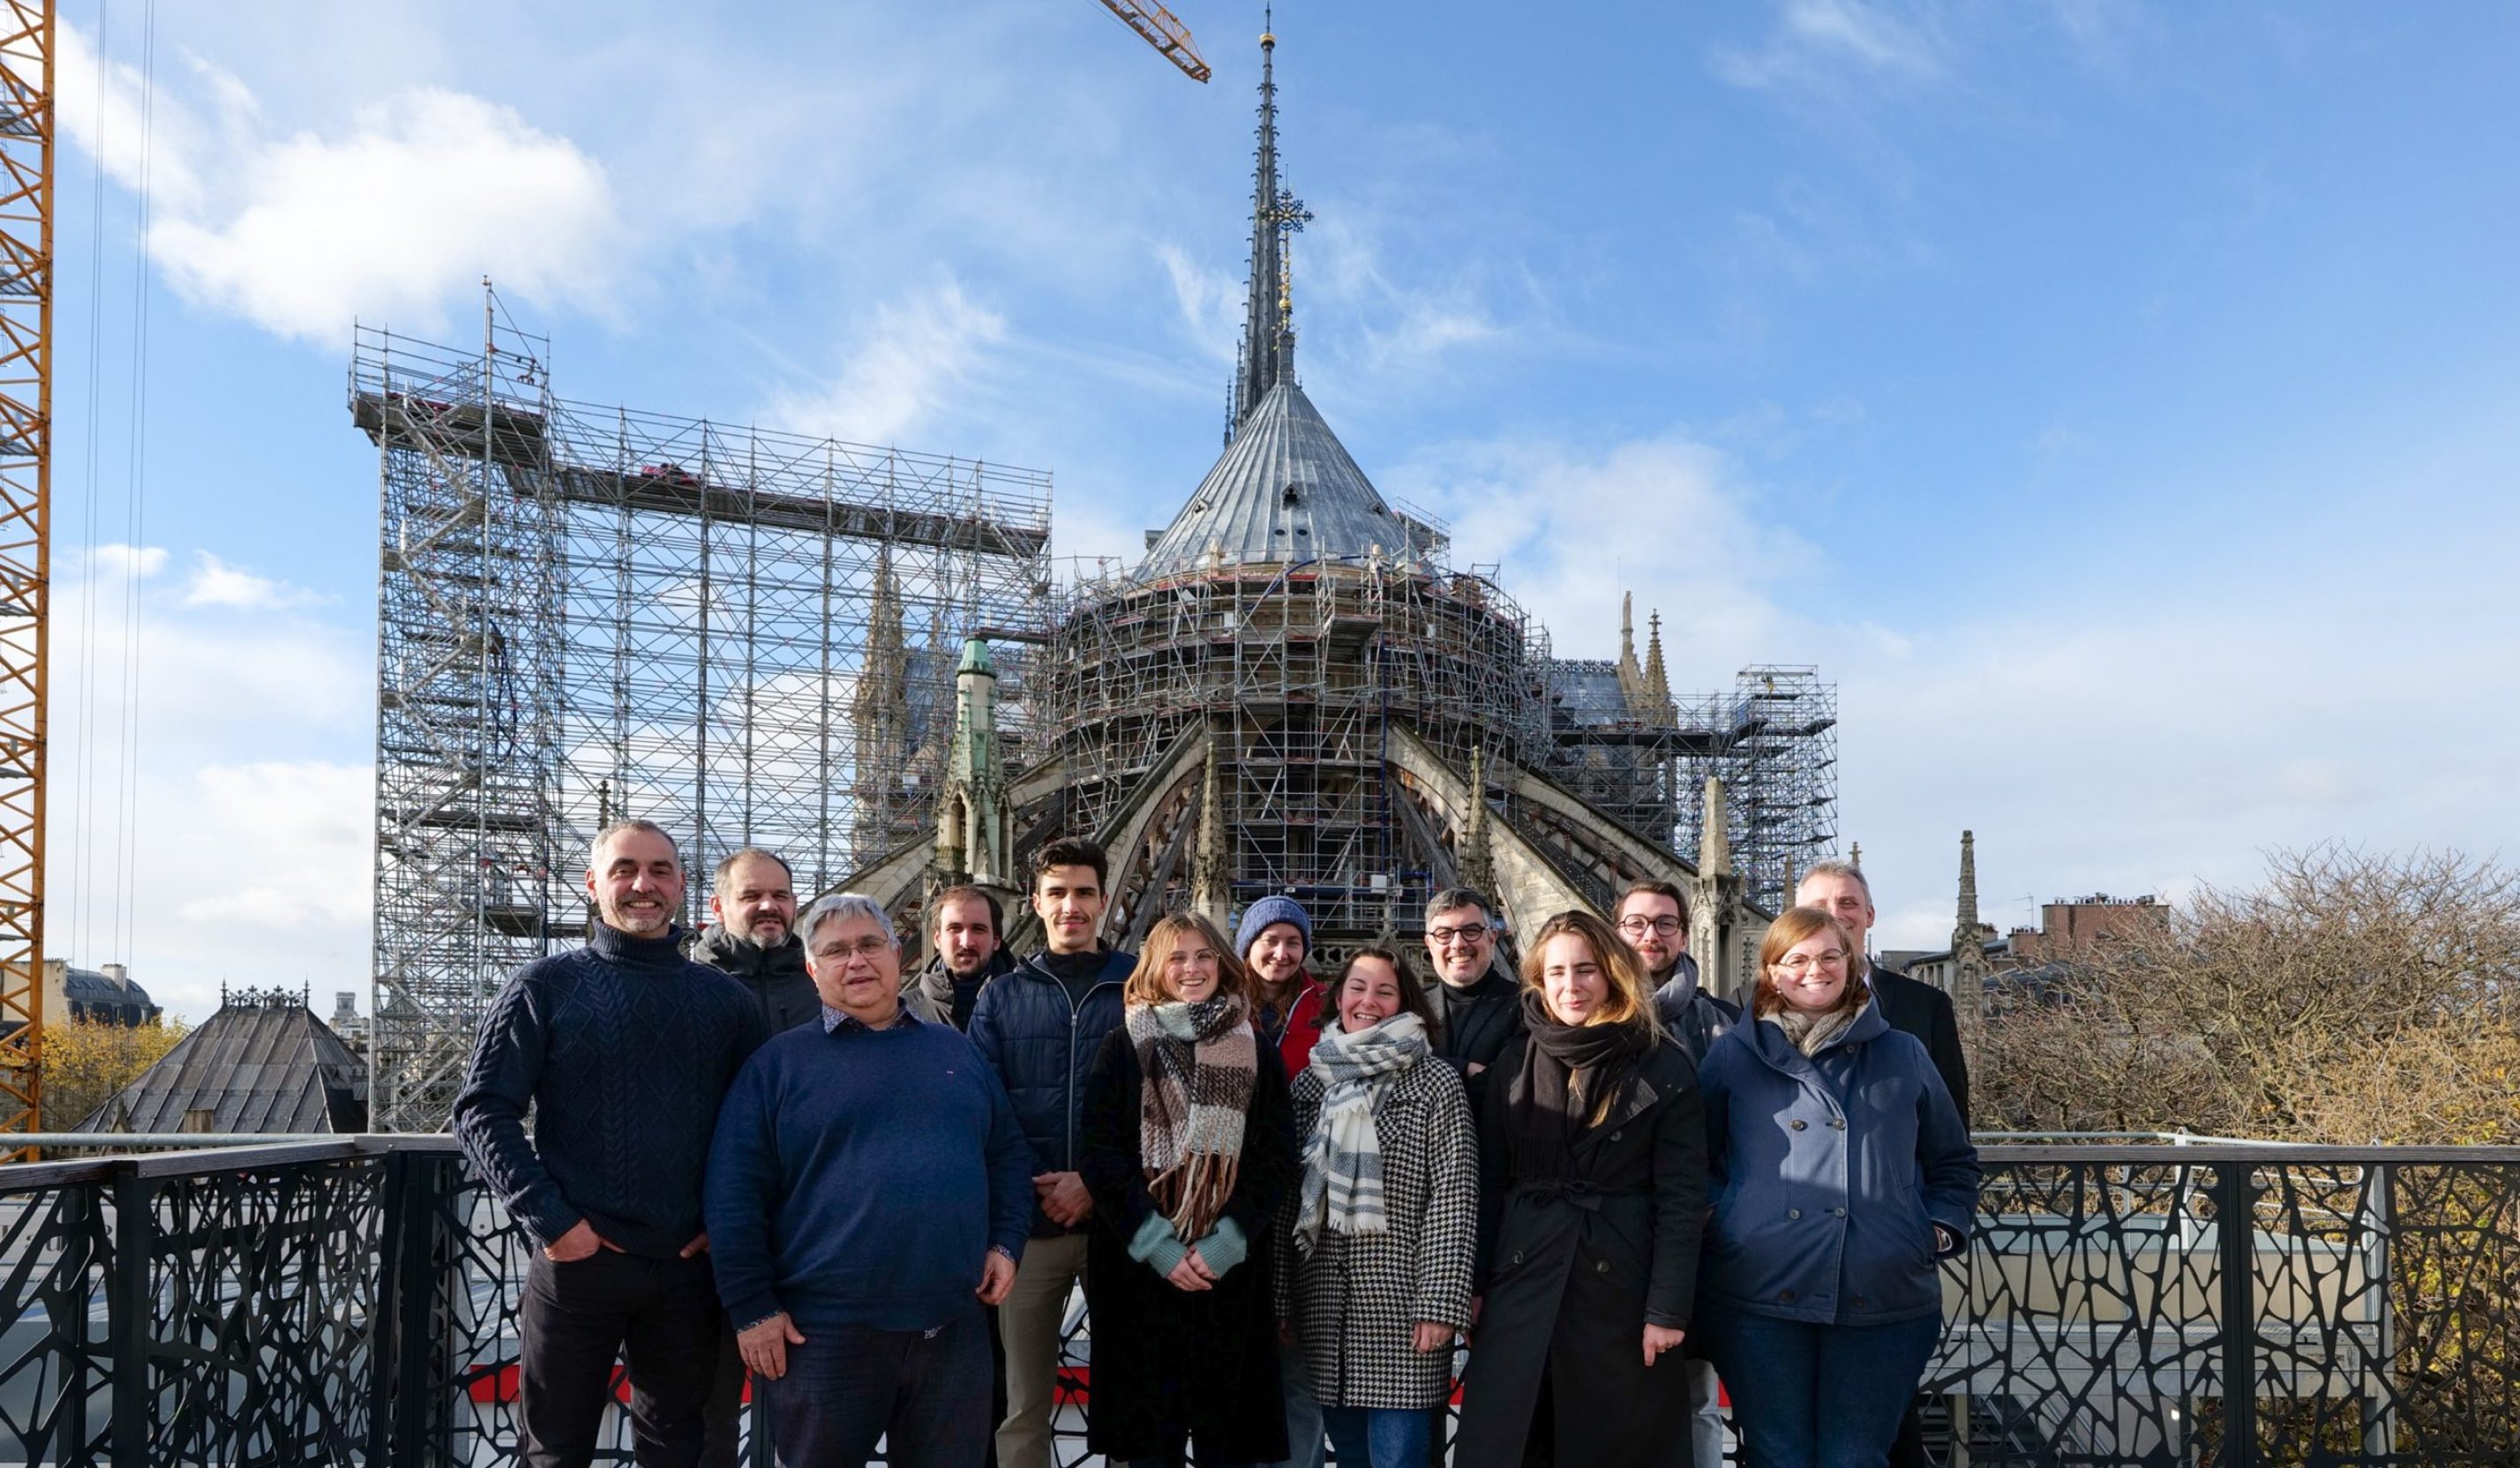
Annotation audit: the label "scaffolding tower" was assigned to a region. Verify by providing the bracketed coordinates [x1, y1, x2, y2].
[352, 304, 1052, 1132]
[1672, 666, 1839, 914]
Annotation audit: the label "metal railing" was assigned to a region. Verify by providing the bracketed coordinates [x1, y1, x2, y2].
[0, 1139, 2513, 1466]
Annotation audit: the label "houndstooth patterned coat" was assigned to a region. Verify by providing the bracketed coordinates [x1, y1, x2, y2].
[1275, 1053, 1480, 1410]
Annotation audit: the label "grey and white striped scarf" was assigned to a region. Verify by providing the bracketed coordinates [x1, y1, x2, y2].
[1293, 1013, 1430, 1253]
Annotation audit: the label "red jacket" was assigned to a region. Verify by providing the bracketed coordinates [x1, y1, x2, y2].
[1262, 979, 1330, 1081]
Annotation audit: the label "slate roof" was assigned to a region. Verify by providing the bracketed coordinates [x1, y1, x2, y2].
[1137, 381, 1415, 578]
[71, 990, 368, 1134]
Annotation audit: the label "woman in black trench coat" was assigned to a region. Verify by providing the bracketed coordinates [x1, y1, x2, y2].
[1077, 910, 1301, 1468]
[1456, 909, 1709, 1468]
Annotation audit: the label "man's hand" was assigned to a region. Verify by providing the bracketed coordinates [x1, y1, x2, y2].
[1032, 1172, 1094, 1227]
[978, 1250, 1017, 1306]
[1412, 1322, 1456, 1354]
[1642, 1323, 1686, 1367]
[1467, 1061, 1488, 1077]
[739, 1313, 807, 1380]
[544, 1219, 613, 1262]
[679, 1232, 709, 1259]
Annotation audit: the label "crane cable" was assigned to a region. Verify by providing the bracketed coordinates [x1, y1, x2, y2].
[110, 0, 160, 966]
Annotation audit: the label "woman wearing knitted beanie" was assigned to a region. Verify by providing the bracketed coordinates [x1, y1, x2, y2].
[1078, 910, 1301, 1468]
[1235, 893, 1331, 1468]
[1456, 910, 1710, 1468]
[1238, 894, 1329, 1082]
[1278, 947, 1478, 1468]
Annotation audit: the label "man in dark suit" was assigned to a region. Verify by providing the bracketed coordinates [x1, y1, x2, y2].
[1795, 859, 1969, 1468]
[1796, 861, 1969, 1121]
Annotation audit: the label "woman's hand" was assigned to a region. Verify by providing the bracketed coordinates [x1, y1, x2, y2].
[1166, 1249, 1219, 1292]
[1412, 1322, 1456, 1354]
[1642, 1323, 1686, 1367]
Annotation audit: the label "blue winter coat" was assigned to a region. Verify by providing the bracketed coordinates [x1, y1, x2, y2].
[1697, 999, 1979, 1327]
[965, 947, 1136, 1237]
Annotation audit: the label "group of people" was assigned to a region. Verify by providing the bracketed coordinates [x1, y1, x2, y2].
[454, 820, 1981, 1468]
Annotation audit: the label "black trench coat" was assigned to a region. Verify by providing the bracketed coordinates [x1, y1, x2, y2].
[1077, 1024, 1301, 1464]
[1456, 1035, 1709, 1468]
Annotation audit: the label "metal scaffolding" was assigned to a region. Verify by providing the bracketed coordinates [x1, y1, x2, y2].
[1041, 552, 1550, 940]
[351, 304, 1052, 1131]
[1673, 666, 1839, 914]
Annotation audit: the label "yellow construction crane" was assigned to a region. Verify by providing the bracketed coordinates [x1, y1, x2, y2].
[1094, 0, 1211, 82]
[0, 0, 49, 1152]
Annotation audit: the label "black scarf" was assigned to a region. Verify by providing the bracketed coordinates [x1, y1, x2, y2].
[1508, 985, 1650, 1181]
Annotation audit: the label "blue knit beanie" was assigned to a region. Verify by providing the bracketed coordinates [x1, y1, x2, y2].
[1234, 895, 1312, 959]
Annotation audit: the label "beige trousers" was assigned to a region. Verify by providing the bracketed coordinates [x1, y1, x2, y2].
[995, 1230, 1090, 1468]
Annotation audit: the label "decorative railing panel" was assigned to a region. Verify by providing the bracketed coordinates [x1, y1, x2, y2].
[0, 1140, 2510, 1466]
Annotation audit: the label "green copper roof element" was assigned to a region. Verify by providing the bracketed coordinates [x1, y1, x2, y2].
[959, 637, 995, 677]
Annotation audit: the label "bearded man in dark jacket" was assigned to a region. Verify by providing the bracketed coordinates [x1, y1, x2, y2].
[911, 883, 1021, 1030]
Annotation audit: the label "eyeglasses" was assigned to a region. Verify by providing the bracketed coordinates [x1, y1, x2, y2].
[1427, 923, 1492, 947]
[1775, 950, 1849, 975]
[1617, 916, 1684, 937]
[812, 936, 895, 962]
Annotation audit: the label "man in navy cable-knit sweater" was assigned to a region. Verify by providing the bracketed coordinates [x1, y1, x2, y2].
[454, 820, 767, 1468]
[707, 891, 1032, 1467]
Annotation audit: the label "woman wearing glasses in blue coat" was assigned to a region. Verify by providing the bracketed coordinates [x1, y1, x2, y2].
[1696, 906, 1980, 1468]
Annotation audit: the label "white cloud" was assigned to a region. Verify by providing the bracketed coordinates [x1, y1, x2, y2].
[173, 761, 374, 930]
[1159, 242, 1242, 364]
[1391, 432, 1819, 670]
[59, 23, 626, 343]
[1716, 0, 1953, 92]
[180, 552, 320, 610]
[88, 543, 169, 580]
[48, 554, 373, 1021]
[762, 275, 1009, 445]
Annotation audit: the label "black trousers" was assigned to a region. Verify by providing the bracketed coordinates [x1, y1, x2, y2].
[757, 1310, 991, 1468]
[520, 1249, 724, 1468]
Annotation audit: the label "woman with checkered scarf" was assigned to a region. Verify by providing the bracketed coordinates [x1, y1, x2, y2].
[1275, 947, 1479, 1468]
[1078, 911, 1302, 1467]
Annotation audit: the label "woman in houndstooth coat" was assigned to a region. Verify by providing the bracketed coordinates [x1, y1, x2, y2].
[1277, 948, 1480, 1468]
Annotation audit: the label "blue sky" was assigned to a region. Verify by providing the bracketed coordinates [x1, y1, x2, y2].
[45, 1, 2520, 1020]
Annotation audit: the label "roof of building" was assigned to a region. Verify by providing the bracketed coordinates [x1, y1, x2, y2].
[1137, 380, 1413, 578]
[1549, 660, 1640, 728]
[58, 964, 156, 1010]
[71, 986, 367, 1134]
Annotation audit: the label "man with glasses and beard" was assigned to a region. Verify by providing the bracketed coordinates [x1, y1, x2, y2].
[1419, 887, 1526, 1120]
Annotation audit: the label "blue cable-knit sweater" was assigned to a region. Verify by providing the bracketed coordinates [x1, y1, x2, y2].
[453, 922, 767, 1257]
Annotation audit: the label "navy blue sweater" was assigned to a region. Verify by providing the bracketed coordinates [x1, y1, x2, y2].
[452, 923, 767, 1256]
[704, 1011, 1035, 1334]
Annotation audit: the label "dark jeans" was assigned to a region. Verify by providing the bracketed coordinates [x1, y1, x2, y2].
[757, 1310, 991, 1468]
[714, 1311, 1007, 1468]
[1706, 1312, 1939, 1468]
[1320, 1405, 1436, 1468]
[520, 1249, 724, 1468]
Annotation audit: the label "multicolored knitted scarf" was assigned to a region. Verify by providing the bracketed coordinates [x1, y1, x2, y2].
[1293, 1012, 1429, 1253]
[1128, 992, 1258, 1241]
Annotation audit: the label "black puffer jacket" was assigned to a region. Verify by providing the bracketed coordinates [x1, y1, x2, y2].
[688, 925, 820, 1035]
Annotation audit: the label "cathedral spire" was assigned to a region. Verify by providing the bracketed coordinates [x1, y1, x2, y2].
[1228, 11, 1310, 443]
[1956, 828, 1980, 931]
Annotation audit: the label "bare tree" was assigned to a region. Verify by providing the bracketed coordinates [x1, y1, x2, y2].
[1977, 847, 2520, 1143]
